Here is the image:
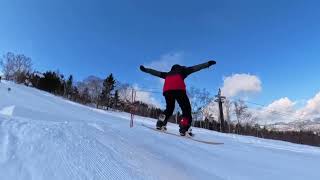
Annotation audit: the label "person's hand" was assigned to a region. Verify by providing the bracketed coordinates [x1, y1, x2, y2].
[140, 65, 146, 72]
[208, 60, 216, 66]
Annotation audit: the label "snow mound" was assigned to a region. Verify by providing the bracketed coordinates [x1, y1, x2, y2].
[0, 106, 15, 117]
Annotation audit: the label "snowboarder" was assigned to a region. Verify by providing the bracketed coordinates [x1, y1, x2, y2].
[140, 60, 216, 136]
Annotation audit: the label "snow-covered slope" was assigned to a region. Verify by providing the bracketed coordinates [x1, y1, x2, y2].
[0, 81, 319, 180]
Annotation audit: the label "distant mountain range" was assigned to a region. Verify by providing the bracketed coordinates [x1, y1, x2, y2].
[265, 119, 320, 132]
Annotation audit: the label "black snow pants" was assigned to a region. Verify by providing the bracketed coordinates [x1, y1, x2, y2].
[162, 90, 192, 131]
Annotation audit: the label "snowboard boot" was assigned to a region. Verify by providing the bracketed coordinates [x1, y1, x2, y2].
[156, 114, 167, 131]
[179, 117, 192, 136]
[158, 113, 166, 121]
[156, 120, 167, 131]
[179, 128, 193, 137]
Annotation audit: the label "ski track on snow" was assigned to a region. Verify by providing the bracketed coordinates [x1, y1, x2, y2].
[0, 81, 320, 180]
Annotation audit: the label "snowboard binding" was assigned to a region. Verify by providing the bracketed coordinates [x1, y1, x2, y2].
[179, 117, 192, 136]
[156, 114, 167, 131]
[180, 128, 193, 137]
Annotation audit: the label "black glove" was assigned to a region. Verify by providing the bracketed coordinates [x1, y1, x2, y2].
[140, 65, 146, 72]
[208, 60, 216, 66]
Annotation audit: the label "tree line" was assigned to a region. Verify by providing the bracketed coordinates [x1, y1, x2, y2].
[168, 97, 320, 147]
[0, 52, 162, 119]
[1, 52, 319, 147]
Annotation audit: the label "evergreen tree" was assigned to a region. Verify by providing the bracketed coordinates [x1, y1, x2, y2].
[65, 75, 73, 98]
[38, 71, 64, 94]
[113, 90, 120, 109]
[100, 73, 116, 109]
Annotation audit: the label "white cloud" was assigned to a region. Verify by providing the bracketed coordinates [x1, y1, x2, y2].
[265, 97, 296, 113]
[135, 90, 161, 108]
[201, 72, 320, 124]
[254, 97, 297, 124]
[133, 85, 161, 107]
[297, 92, 320, 120]
[221, 74, 262, 97]
[252, 93, 320, 124]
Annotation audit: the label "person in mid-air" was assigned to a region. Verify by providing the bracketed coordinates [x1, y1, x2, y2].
[140, 60, 216, 136]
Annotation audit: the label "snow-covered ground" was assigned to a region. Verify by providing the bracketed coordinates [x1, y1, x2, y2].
[0, 81, 319, 180]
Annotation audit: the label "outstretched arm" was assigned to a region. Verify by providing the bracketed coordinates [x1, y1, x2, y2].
[140, 65, 167, 79]
[185, 60, 216, 76]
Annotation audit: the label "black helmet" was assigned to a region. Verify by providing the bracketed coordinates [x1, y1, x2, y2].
[171, 64, 183, 71]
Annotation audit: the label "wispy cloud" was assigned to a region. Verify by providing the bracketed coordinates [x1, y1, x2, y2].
[118, 84, 162, 108]
[143, 52, 185, 86]
[134, 52, 185, 107]
[133, 85, 162, 108]
[145, 52, 184, 71]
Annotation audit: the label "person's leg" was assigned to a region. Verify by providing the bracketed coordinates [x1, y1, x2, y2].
[176, 91, 192, 134]
[157, 92, 175, 129]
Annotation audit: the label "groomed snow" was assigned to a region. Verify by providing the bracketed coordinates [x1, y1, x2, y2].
[0, 81, 319, 180]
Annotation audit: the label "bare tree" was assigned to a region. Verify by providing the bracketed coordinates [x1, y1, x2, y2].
[77, 76, 103, 108]
[234, 100, 257, 133]
[0, 52, 32, 83]
[202, 99, 220, 124]
[188, 86, 211, 121]
[234, 100, 247, 125]
[224, 99, 232, 122]
[117, 83, 133, 103]
[224, 99, 233, 133]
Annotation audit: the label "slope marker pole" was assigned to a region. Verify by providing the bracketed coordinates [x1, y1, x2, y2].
[130, 89, 136, 128]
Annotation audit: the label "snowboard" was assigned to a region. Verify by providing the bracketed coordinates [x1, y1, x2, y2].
[141, 124, 224, 145]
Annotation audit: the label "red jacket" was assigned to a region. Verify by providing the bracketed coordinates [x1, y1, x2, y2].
[141, 62, 212, 93]
[163, 74, 186, 92]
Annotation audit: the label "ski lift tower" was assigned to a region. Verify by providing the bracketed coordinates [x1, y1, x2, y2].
[215, 89, 226, 133]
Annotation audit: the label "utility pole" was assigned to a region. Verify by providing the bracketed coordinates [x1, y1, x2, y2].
[215, 89, 226, 133]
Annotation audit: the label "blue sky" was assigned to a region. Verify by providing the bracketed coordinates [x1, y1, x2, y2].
[1, 0, 320, 108]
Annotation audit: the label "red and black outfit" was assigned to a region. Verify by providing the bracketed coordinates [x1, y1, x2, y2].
[140, 61, 216, 134]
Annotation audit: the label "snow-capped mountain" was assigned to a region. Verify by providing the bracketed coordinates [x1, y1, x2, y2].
[202, 100, 320, 132]
[266, 120, 320, 132]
